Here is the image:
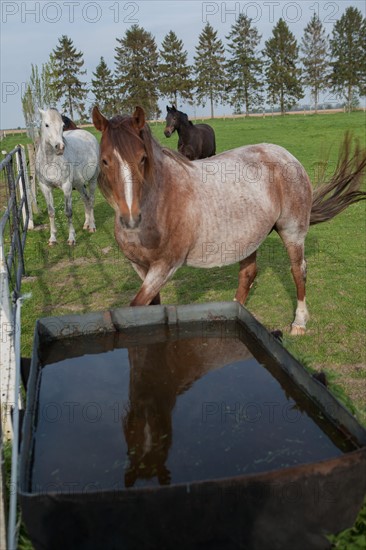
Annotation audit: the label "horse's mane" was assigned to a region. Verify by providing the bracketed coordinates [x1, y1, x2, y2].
[177, 110, 193, 128]
[62, 114, 78, 130]
[107, 115, 191, 185]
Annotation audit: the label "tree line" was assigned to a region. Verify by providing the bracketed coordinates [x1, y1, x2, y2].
[22, 6, 365, 132]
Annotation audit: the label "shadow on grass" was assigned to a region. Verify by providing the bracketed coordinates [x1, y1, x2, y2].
[164, 230, 320, 317]
[24, 203, 127, 316]
[27, 200, 351, 336]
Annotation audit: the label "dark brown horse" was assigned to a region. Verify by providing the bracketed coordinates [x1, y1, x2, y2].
[92, 105, 366, 335]
[61, 114, 79, 131]
[164, 105, 216, 160]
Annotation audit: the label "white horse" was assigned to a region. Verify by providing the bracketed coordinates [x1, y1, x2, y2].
[36, 108, 99, 245]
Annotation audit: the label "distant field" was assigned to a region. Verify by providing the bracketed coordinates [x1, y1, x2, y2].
[1, 111, 365, 420]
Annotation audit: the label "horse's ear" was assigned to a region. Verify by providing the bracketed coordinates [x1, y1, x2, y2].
[92, 105, 108, 132]
[38, 108, 46, 117]
[132, 106, 145, 130]
[172, 105, 177, 111]
[166, 106, 170, 113]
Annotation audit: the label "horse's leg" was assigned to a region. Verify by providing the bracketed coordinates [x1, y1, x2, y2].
[39, 182, 57, 245]
[234, 252, 257, 304]
[80, 176, 97, 232]
[130, 262, 161, 305]
[130, 262, 178, 306]
[88, 174, 97, 232]
[279, 235, 309, 335]
[63, 188, 76, 245]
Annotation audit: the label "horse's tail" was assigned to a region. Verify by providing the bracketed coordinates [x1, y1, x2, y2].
[310, 132, 366, 226]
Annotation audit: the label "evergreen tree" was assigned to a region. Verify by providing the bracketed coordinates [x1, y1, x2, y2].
[91, 57, 117, 118]
[159, 30, 193, 106]
[330, 7, 366, 112]
[263, 19, 303, 114]
[115, 25, 160, 119]
[301, 14, 330, 112]
[226, 14, 263, 116]
[50, 35, 88, 120]
[194, 23, 227, 118]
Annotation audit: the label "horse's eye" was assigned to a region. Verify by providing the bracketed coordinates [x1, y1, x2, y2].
[139, 155, 147, 166]
[45, 124, 49, 128]
[102, 159, 108, 166]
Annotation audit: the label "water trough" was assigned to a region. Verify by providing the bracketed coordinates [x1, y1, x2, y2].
[19, 302, 366, 550]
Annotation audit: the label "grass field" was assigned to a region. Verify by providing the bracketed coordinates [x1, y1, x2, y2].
[1, 111, 366, 548]
[3, 111, 364, 416]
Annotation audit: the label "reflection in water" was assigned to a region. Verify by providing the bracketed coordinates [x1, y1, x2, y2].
[123, 337, 252, 487]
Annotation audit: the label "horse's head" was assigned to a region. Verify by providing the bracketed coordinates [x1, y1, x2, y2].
[92, 105, 153, 230]
[164, 105, 179, 137]
[123, 399, 172, 487]
[39, 108, 65, 155]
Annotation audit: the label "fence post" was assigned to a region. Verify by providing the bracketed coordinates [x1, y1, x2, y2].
[0, 231, 16, 441]
[18, 145, 35, 229]
[0, 427, 6, 550]
[26, 143, 39, 215]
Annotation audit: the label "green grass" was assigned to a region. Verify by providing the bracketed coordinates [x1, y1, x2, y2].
[2, 113, 365, 411]
[1, 111, 366, 548]
[328, 495, 366, 549]
[3, 112, 365, 413]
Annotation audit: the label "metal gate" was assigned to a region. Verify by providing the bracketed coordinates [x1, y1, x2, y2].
[0, 145, 32, 550]
[0, 145, 31, 437]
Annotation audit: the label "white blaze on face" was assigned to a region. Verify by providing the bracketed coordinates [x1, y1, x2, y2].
[114, 148, 133, 219]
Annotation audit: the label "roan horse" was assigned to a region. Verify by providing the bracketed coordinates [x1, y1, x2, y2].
[36, 108, 99, 245]
[92, 105, 366, 335]
[164, 105, 216, 160]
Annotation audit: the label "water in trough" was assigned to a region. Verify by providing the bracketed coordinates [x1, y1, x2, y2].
[31, 322, 358, 493]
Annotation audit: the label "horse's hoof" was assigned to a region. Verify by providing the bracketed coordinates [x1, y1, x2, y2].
[48, 241, 57, 247]
[290, 324, 306, 336]
[67, 240, 76, 246]
[88, 227, 96, 233]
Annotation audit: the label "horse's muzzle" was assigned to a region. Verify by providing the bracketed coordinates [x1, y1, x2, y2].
[164, 128, 173, 138]
[120, 213, 142, 230]
[55, 143, 65, 155]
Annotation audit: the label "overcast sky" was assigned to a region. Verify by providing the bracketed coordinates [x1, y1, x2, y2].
[1, 0, 364, 128]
